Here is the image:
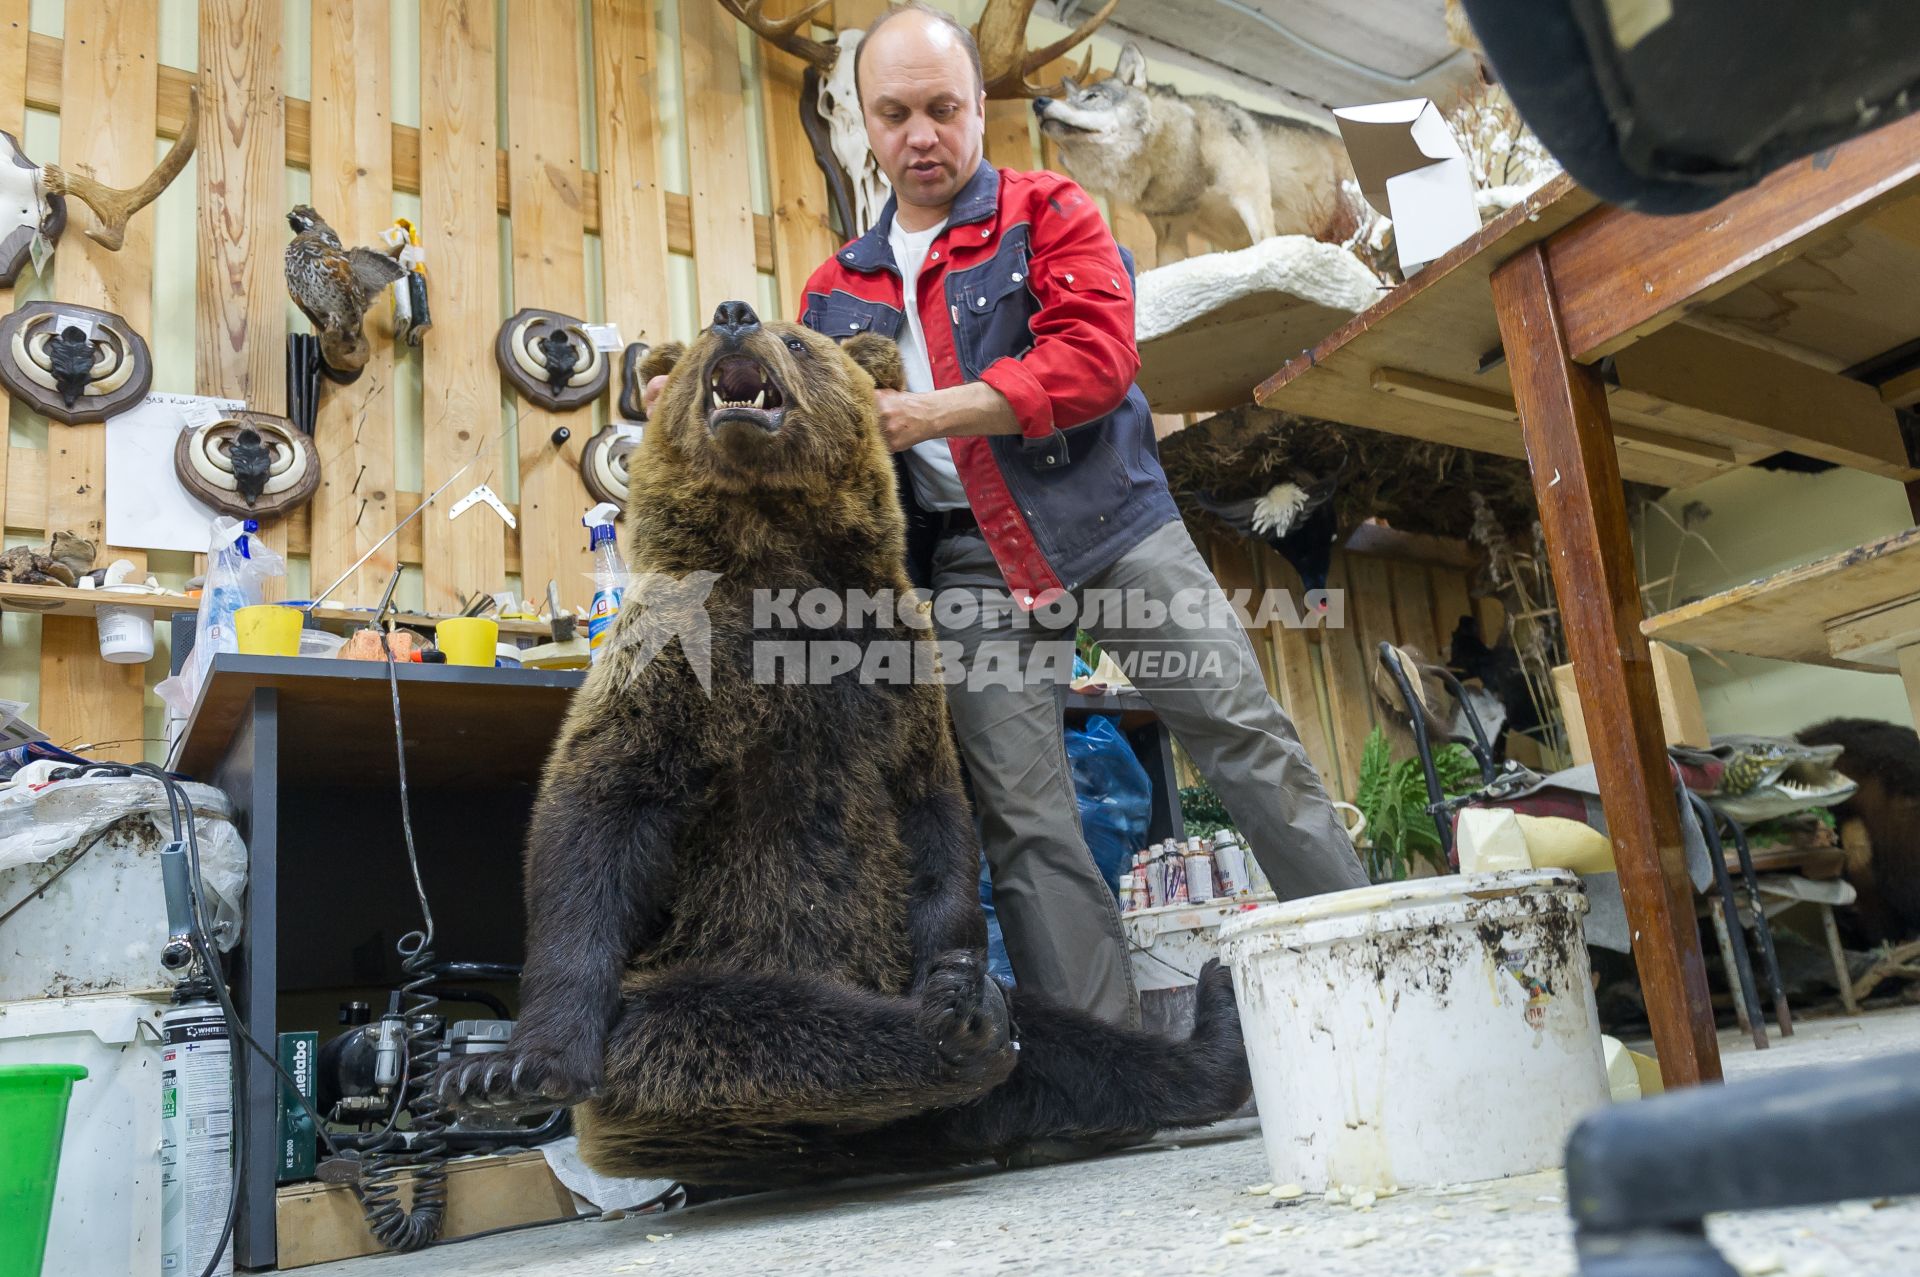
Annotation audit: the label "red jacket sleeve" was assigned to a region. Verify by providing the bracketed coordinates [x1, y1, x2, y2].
[976, 176, 1140, 440]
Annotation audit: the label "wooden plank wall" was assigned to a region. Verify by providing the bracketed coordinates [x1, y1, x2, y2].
[679, 0, 758, 320]
[759, 0, 838, 313]
[1197, 536, 1489, 803]
[198, 0, 289, 573]
[506, 0, 591, 602]
[418, 0, 506, 616]
[0, 0, 1405, 782]
[308, 0, 397, 605]
[593, 0, 673, 346]
[0, 1, 23, 562]
[38, 1, 160, 761]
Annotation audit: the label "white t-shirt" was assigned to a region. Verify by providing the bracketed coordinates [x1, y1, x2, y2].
[888, 215, 969, 512]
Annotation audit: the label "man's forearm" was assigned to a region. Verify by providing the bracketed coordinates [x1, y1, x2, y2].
[875, 380, 1020, 452]
[928, 380, 1021, 438]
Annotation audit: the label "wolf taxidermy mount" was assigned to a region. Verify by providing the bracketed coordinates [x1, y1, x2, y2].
[1036, 43, 1368, 264]
[722, 0, 1116, 237]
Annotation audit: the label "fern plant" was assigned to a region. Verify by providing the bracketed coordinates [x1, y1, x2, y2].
[1179, 780, 1233, 840]
[1354, 726, 1482, 882]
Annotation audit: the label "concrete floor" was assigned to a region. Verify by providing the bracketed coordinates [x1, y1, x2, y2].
[311, 1009, 1920, 1277]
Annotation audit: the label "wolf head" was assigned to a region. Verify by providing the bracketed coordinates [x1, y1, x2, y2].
[1032, 43, 1154, 180]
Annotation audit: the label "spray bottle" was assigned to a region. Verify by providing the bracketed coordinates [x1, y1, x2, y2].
[583, 502, 625, 664]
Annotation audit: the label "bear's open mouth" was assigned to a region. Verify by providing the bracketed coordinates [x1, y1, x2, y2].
[706, 354, 787, 433]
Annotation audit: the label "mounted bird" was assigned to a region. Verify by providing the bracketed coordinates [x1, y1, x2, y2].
[1189, 470, 1344, 593]
[284, 204, 408, 383]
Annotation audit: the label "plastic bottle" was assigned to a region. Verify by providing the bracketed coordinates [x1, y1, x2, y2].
[1211, 830, 1249, 898]
[582, 502, 625, 664]
[1184, 835, 1216, 903]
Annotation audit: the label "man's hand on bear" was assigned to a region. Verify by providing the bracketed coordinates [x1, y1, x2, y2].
[431, 1038, 604, 1115]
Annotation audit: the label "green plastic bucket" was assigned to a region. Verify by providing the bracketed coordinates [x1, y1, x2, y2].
[0, 1064, 88, 1277]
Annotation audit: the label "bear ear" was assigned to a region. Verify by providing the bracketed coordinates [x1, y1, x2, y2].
[843, 332, 905, 392]
[638, 341, 685, 384]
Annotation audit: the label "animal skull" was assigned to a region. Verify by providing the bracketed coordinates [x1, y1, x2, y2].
[509, 317, 605, 390]
[816, 30, 891, 236]
[173, 412, 322, 521]
[9, 313, 136, 400]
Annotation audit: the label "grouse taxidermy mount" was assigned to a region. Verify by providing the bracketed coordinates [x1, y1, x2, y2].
[284, 204, 408, 384]
[173, 410, 321, 521]
[0, 302, 151, 424]
[495, 307, 609, 411]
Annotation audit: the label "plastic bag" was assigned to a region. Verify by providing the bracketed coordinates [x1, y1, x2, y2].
[157, 516, 286, 718]
[1066, 711, 1154, 895]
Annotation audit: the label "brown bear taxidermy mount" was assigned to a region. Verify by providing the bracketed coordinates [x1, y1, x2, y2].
[0, 302, 152, 424]
[1797, 718, 1920, 949]
[433, 300, 1251, 1186]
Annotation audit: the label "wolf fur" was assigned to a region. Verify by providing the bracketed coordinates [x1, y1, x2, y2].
[432, 304, 1252, 1187]
[1036, 43, 1366, 264]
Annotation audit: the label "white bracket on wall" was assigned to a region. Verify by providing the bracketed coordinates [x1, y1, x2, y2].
[449, 483, 516, 529]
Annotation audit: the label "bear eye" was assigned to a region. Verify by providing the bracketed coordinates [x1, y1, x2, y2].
[784, 336, 806, 354]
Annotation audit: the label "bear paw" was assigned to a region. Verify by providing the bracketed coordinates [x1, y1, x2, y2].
[917, 951, 1015, 1083]
[431, 1041, 603, 1115]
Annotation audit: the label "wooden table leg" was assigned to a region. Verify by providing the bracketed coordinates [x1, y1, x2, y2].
[1491, 244, 1724, 1088]
[1900, 645, 1920, 733]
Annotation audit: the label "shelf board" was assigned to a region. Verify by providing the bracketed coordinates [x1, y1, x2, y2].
[0, 584, 553, 638]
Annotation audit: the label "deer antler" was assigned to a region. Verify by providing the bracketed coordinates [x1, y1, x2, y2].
[42, 84, 202, 252]
[975, 0, 1117, 99]
[717, 0, 839, 72]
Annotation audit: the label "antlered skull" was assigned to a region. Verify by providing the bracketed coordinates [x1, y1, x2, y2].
[817, 30, 891, 237]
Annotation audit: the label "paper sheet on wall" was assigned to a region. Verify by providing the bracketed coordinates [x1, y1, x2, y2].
[104, 393, 244, 552]
[1332, 98, 1481, 273]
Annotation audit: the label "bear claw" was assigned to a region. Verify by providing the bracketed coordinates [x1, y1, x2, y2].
[431, 1044, 601, 1116]
[918, 951, 1014, 1080]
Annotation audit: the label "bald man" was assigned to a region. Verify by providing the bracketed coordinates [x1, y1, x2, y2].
[662, 3, 1366, 1027]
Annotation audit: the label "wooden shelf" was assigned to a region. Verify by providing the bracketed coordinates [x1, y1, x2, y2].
[0, 584, 553, 638]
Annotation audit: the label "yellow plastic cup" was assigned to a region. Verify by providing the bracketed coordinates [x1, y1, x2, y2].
[234, 604, 303, 656]
[436, 617, 499, 667]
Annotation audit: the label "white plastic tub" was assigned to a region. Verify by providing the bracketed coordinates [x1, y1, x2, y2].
[0, 776, 248, 1000]
[0, 993, 170, 1275]
[1219, 870, 1608, 1192]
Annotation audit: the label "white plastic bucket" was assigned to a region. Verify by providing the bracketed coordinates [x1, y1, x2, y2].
[95, 602, 155, 664]
[1219, 869, 1609, 1192]
[0, 993, 170, 1276]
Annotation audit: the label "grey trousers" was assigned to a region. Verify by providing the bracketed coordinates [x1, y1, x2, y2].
[932, 519, 1368, 1028]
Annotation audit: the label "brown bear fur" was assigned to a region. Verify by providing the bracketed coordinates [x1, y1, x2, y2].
[1797, 718, 1920, 947]
[435, 304, 1250, 1187]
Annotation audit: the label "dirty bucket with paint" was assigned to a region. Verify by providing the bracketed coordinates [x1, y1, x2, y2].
[1219, 869, 1608, 1192]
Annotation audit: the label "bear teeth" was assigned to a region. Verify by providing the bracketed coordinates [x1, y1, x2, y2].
[711, 391, 762, 410]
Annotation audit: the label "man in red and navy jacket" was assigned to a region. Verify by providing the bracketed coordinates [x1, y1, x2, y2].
[800, 137, 1171, 606]
[795, 5, 1366, 1034]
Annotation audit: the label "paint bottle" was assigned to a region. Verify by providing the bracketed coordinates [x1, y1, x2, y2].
[583, 502, 625, 664]
[1164, 843, 1189, 905]
[1184, 835, 1216, 903]
[1211, 830, 1249, 898]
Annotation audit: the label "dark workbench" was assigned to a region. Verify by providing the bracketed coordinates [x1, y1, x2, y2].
[168, 654, 1181, 1267]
